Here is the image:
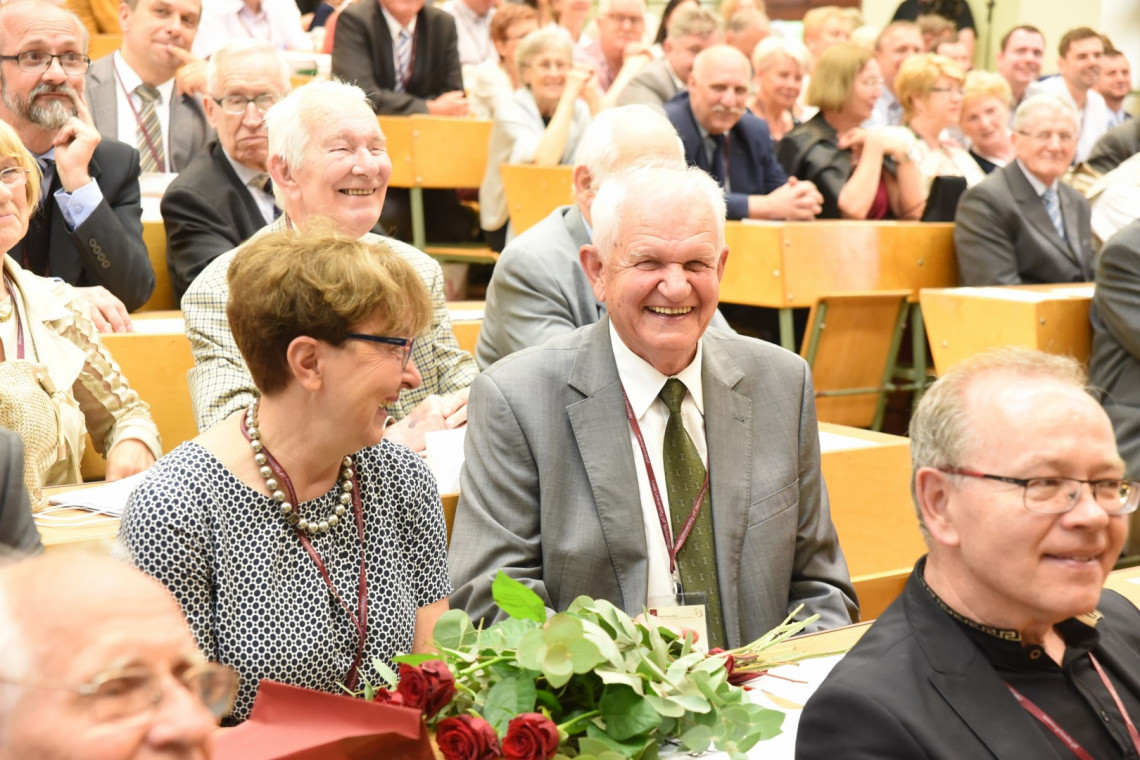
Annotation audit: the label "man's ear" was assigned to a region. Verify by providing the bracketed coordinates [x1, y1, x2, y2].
[715, 245, 728, 281]
[580, 244, 606, 303]
[285, 336, 323, 392]
[915, 467, 961, 548]
[118, 1, 132, 33]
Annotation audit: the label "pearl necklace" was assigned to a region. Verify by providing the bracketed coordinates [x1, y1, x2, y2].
[244, 400, 353, 535]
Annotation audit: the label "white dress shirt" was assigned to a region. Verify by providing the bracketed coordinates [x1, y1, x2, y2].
[192, 0, 313, 58]
[440, 0, 495, 67]
[222, 148, 277, 225]
[111, 52, 174, 173]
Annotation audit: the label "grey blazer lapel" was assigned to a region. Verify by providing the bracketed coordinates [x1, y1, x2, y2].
[566, 319, 649, 613]
[1007, 164, 1081, 267]
[562, 207, 605, 320]
[701, 337, 751, 645]
[86, 58, 117, 136]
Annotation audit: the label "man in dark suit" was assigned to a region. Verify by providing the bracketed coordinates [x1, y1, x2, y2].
[0, 2, 152, 324]
[955, 94, 1094, 286]
[331, 0, 475, 242]
[161, 41, 289, 299]
[85, 0, 212, 173]
[798, 348, 1140, 759]
[664, 45, 821, 221]
[0, 428, 42, 554]
[1088, 117, 1140, 174]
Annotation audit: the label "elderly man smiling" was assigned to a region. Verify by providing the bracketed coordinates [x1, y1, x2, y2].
[798, 348, 1140, 758]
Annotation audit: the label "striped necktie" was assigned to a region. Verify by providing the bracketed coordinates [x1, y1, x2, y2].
[659, 378, 725, 649]
[395, 28, 412, 93]
[135, 84, 165, 173]
[1042, 186, 1066, 242]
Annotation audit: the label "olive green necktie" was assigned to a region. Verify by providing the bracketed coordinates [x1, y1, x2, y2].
[659, 378, 725, 649]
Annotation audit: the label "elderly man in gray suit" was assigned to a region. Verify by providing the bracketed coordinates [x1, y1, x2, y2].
[614, 6, 721, 108]
[449, 164, 857, 649]
[86, 0, 212, 172]
[954, 94, 1094, 286]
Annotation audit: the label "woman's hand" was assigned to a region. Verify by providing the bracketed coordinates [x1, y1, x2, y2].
[106, 439, 156, 480]
[564, 65, 595, 101]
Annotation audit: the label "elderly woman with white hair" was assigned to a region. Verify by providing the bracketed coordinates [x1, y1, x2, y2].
[749, 36, 809, 141]
[479, 28, 600, 251]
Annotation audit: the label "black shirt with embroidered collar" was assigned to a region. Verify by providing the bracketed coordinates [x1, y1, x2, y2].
[918, 561, 1140, 759]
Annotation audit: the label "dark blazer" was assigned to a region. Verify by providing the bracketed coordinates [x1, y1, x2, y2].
[21, 139, 153, 311]
[1089, 221, 1140, 479]
[0, 428, 42, 554]
[953, 161, 1094, 286]
[664, 92, 787, 220]
[796, 561, 1140, 759]
[161, 141, 268, 300]
[86, 55, 214, 173]
[331, 1, 463, 114]
[1088, 118, 1140, 175]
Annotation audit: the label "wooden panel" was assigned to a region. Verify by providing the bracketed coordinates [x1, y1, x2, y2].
[719, 222, 784, 307]
[851, 569, 910, 622]
[452, 320, 481, 356]
[500, 164, 573, 235]
[409, 116, 492, 189]
[378, 116, 415, 188]
[87, 34, 122, 61]
[137, 218, 176, 312]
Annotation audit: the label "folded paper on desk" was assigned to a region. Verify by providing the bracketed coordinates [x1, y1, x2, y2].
[45, 472, 147, 516]
[215, 680, 434, 760]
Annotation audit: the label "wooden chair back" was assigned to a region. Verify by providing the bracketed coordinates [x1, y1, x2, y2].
[137, 218, 177, 311]
[500, 164, 574, 235]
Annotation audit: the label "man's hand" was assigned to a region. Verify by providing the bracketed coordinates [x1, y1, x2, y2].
[755, 177, 823, 221]
[167, 46, 207, 98]
[75, 286, 133, 333]
[426, 91, 469, 116]
[384, 388, 470, 452]
[53, 95, 99, 192]
[106, 438, 155, 480]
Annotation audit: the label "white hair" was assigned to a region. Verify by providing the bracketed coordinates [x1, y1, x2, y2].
[590, 164, 726, 259]
[265, 79, 372, 176]
[1012, 93, 1079, 134]
[752, 36, 809, 73]
[205, 39, 291, 96]
[573, 105, 684, 199]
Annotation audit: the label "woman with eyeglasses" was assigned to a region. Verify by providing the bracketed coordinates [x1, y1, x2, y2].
[0, 119, 159, 510]
[777, 43, 925, 219]
[120, 227, 451, 723]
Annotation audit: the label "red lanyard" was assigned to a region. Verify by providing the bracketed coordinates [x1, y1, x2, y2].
[620, 385, 709, 592]
[1006, 652, 1140, 759]
[112, 61, 167, 173]
[239, 415, 369, 689]
[3, 275, 24, 360]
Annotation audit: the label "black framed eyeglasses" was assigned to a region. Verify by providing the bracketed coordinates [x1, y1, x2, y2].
[212, 93, 280, 115]
[0, 51, 90, 75]
[0, 660, 239, 721]
[344, 333, 416, 369]
[940, 468, 1140, 515]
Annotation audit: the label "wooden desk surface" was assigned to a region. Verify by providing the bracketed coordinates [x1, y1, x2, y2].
[921, 283, 1094, 375]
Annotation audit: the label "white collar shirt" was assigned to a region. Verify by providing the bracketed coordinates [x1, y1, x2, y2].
[112, 51, 175, 173]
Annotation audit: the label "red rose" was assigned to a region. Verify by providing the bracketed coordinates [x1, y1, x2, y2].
[420, 660, 457, 718]
[436, 714, 501, 760]
[396, 663, 430, 710]
[501, 713, 559, 760]
[372, 688, 406, 705]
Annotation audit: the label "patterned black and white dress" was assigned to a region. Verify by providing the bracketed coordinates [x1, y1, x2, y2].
[119, 439, 452, 723]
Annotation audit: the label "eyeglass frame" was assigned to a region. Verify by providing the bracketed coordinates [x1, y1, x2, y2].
[344, 333, 416, 369]
[1016, 129, 1077, 144]
[0, 167, 29, 187]
[0, 659, 239, 722]
[211, 93, 281, 116]
[0, 51, 90, 75]
[938, 467, 1140, 515]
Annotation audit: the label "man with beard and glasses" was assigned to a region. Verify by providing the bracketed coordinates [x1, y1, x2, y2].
[0, 1, 151, 330]
[664, 44, 821, 220]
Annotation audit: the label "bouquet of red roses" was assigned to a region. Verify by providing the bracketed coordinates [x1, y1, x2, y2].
[357, 572, 820, 760]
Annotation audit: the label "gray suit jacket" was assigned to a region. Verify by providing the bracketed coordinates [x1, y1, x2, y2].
[449, 318, 858, 645]
[1090, 221, 1140, 477]
[0, 429, 42, 554]
[614, 58, 681, 108]
[954, 161, 1094, 286]
[86, 56, 213, 173]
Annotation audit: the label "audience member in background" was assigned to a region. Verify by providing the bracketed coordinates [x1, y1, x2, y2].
[440, 0, 497, 68]
[1028, 27, 1108, 164]
[916, 13, 955, 53]
[864, 21, 922, 128]
[123, 228, 451, 724]
[779, 43, 924, 220]
[996, 24, 1045, 117]
[183, 80, 476, 451]
[798, 348, 1140, 759]
[801, 5, 853, 68]
[888, 53, 984, 202]
[466, 4, 538, 118]
[1088, 118, 1140, 174]
[890, 0, 974, 61]
[722, 7, 768, 62]
[332, 0, 477, 243]
[714, 0, 761, 23]
[0, 427, 41, 554]
[0, 120, 160, 510]
[161, 42, 290, 299]
[616, 6, 720, 108]
[64, 0, 120, 37]
[933, 37, 970, 72]
[1097, 46, 1133, 129]
[479, 29, 597, 251]
[666, 45, 821, 221]
[477, 105, 696, 368]
[0, 553, 237, 754]
[192, 0, 312, 58]
[650, 0, 697, 50]
[959, 70, 1014, 174]
[86, 0, 211, 173]
[954, 95, 1093, 286]
[548, 0, 590, 45]
[575, 0, 651, 96]
[748, 37, 807, 142]
[0, 1, 153, 321]
[451, 164, 857, 647]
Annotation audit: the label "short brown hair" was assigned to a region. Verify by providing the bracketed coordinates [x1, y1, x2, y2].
[999, 24, 1042, 52]
[895, 53, 964, 121]
[491, 4, 537, 45]
[226, 227, 433, 396]
[1059, 26, 1102, 58]
[806, 42, 874, 112]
